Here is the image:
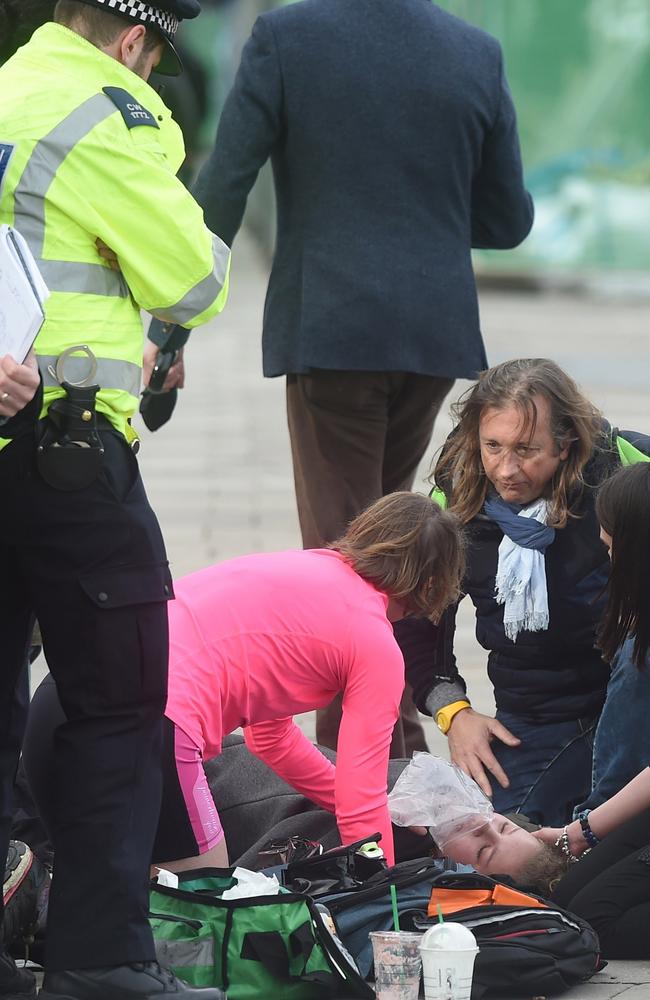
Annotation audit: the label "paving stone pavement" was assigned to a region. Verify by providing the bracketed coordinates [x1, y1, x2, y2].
[30, 229, 648, 997]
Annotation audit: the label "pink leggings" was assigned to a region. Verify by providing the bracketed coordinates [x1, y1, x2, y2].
[153, 718, 225, 862]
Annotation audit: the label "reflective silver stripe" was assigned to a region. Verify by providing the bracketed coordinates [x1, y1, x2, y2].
[154, 937, 214, 972]
[38, 258, 128, 297]
[13, 94, 128, 298]
[37, 355, 141, 397]
[151, 232, 230, 325]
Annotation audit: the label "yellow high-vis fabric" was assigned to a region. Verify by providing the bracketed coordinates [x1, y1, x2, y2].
[0, 22, 230, 444]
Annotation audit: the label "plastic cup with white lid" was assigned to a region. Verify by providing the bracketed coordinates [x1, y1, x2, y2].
[419, 922, 479, 1000]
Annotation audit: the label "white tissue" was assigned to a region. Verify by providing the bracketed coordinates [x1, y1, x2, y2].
[155, 868, 179, 889]
[221, 867, 281, 900]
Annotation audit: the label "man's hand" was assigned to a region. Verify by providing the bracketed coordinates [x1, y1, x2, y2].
[143, 341, 185, 391]
[447, 707, 520, 798]
[0, 350, 40, 417]
[95, 238, 120, 271]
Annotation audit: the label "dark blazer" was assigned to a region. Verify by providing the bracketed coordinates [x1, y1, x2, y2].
[195, 0, 534, 379]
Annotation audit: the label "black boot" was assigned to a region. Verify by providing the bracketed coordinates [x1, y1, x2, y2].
[0, 951, 36, 1000]
[39, 963, 225, 1000]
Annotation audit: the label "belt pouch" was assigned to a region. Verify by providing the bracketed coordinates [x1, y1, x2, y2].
[36, 382, 105, 491]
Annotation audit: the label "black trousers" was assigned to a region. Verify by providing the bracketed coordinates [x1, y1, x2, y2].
[0, 427, 170, 971]
[22, 687, 209, 870]
[551, 807, 650, 959]
[286, 369, 454, 755]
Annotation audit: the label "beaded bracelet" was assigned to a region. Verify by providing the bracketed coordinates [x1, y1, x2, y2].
[554, 826, 580, 863]
[576, 809, 599, 849]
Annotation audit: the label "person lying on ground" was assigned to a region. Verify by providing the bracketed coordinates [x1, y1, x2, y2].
[404, 756, 650, 960]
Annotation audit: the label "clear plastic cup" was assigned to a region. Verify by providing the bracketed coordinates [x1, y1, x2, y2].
[369, 930, 423, 1000]
[419, 922, 479, 1000]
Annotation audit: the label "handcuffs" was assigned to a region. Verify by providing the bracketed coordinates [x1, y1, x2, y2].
[37, 345, 105, 491]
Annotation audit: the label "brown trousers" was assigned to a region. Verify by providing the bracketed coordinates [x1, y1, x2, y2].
[286, 369, 454, 756]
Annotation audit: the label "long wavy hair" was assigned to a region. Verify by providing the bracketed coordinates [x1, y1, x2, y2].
[332, 491, 465, 623]
[597, 463, 650, 668]
[433, 359, 603, 528]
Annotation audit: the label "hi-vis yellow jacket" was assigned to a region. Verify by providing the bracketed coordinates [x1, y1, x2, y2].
[0, 22, 230, 443]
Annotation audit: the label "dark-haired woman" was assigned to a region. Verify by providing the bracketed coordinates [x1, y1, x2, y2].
[528, 464, 650, 958]
[23, 492, 463, 873]
[575, 461, 650, 811]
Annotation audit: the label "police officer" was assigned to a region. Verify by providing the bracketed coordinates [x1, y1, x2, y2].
[0, 1, 229, 997]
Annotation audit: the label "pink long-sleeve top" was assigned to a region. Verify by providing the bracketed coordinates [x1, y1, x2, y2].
[164, 548, 405, 865]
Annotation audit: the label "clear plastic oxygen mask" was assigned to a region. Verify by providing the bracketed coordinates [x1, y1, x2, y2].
[388, 752, 494, 851]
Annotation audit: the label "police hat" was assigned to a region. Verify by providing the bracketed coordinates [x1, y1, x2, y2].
[75, 0, 201, 76]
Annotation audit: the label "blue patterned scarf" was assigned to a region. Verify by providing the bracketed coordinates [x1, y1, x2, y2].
[484, 494, 555, 641]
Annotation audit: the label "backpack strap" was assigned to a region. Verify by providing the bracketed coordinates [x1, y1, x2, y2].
[364, 856, 442, 888]
[429, 486, 448, 509]
[614, 431, 650, 466]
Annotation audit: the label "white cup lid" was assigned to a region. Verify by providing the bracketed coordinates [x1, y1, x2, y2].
[420, 922, 478, 951]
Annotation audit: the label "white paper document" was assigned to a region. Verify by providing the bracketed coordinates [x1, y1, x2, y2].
[0, 224, 50, 362]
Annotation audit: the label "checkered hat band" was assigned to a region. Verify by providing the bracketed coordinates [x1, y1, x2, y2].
[94, 0, 179, 39]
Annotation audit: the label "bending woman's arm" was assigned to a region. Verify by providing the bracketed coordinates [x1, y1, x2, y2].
[243, 718, 336, 812]
[334, 633, 404, 866]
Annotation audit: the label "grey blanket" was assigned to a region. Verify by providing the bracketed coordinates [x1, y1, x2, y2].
[204, 734, 434, 868]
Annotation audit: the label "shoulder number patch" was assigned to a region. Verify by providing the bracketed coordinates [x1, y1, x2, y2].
[103, 87, 160, 130]
[0, 143, 14, 192]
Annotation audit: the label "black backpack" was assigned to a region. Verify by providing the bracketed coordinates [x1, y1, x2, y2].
[317, 861, 603, 999]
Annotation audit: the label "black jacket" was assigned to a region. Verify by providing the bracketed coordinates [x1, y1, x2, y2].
[400, 427, 650, 725]
[194, 0, 533, 379]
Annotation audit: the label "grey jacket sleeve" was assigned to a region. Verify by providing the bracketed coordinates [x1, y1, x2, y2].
[471, 45, 534, 250]
[193, 15, 283, 247]
[393, 605, 469, 719]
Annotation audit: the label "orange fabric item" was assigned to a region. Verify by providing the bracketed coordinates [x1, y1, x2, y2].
[427, 885, 547, 917]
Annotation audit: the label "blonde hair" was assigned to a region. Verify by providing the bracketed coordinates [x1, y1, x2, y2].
[514, 842, 573, 897]
[433, 359, 603, 528]
[332, 491, 464, 622]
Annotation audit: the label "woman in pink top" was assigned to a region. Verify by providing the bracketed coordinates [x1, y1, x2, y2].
[151, 491, 463, 871]
[23, 493, 462, 872]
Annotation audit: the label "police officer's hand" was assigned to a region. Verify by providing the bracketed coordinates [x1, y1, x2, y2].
[447, 707, 521, 798]
[164, 348, 185, 390]
[143, 341, 185, 391]
[95, 238, 120, 271]
[0, 350, 40, 417]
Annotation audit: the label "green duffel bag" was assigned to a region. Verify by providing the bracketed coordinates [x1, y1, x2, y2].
[149, 869, 374, 1000]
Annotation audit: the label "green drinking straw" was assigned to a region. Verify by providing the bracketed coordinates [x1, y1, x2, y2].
[437, 903, 444, 924]
[390, 883, 400, 931]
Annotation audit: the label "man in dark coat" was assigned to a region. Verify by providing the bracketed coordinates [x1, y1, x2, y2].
[192, 0, 534, 751]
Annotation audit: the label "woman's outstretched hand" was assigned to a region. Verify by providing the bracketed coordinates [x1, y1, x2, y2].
[532, 826, 562, 846]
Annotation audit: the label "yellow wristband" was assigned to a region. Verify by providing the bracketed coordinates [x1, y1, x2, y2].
[435, 700, 470, 735]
